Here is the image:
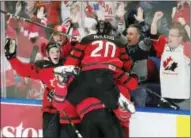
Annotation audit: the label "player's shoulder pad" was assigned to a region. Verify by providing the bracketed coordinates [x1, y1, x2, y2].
[34, 60, 53, 69]
[80, 34, 95, 44]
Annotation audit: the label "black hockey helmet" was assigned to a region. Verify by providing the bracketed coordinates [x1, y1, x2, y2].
[46, 42, 60, 53]
[96, 20, 112, 35]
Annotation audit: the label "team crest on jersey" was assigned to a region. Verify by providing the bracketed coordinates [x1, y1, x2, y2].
[50, 77, 57, 88]
[163, 56, 178, 72]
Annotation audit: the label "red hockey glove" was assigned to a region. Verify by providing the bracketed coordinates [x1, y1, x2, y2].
[52, 82, 68, 111]
[113, 106, 131, 128]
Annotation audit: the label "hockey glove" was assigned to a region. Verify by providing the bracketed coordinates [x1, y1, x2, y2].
[52, 82, 68, 111]
[118, 93, 136, 114]
[54, 65, 80, 83]
[4, 38, 17, 60]
[113, 106, 131, 128]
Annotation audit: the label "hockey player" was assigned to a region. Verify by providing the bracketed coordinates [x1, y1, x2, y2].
[53, 64, 137, 138]
[53, 20, 134, 138]
[4, 39, 80, 137]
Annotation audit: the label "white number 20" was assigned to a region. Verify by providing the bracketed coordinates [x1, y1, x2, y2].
[91, 40, 116, 57]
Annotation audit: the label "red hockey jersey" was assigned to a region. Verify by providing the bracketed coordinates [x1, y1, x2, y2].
[65, 34, 133, 72]
[8, 58, 64, 113]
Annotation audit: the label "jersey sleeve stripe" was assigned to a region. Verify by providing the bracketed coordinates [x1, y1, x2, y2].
[120, 52, 127, 56]
[121, 58, 131, 62]
[74, 44, 86, 50]
[68, 54, 82, 59]
[116, 72, 126, 80]
[72, 47, 84, 52]
[123, 77, 132, 85]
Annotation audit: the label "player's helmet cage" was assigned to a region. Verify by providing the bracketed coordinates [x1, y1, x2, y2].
[46, 42, 61, 53]
[96, 20, 112, 35]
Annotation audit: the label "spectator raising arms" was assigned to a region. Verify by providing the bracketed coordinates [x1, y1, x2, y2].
[151, 11, 190, 110]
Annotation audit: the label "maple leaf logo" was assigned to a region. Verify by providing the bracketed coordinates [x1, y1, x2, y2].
[169, 62, 178, 71]
[50, 78, 57, 88]
[163, 56, 178, 72]
[163, 56, 173, 68]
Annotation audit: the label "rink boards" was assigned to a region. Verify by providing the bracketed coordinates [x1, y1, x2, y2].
[0, 98, 190, 137]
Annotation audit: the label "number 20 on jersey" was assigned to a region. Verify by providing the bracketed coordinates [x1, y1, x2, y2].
[90, 40, 117, 57]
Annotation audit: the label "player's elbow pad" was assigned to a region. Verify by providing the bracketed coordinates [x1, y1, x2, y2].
[124, 61, 133, 72]
[125, 76, 138, 92]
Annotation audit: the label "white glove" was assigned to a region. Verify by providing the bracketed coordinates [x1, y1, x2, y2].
[54, 65, 80, 83]
[54, 65, 80, 76]
[37, 7, 46, 19]
[118, 93, 136, 114]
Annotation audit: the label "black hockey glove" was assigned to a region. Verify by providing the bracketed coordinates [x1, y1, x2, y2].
[47, 91, 54, 102]
[4, 38, 17, 60]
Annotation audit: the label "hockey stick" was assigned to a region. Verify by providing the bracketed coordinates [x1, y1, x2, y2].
[0, 9, 76, 39]
[61, 110, 83, 138]
[24, 45, 39, 98]
[29, 45, 39, 63]
[146, 88, 179, 110]
[66, 21, 73, 36]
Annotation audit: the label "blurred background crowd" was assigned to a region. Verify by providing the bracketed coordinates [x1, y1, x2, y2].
[1, 1, 190, 110]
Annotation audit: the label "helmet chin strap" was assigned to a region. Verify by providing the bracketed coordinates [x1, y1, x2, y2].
[48, 56, 56, 64]
[48, 56, 53, 63]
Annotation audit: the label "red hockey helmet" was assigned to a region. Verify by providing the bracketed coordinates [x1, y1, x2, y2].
[54, 25, 67, 33]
